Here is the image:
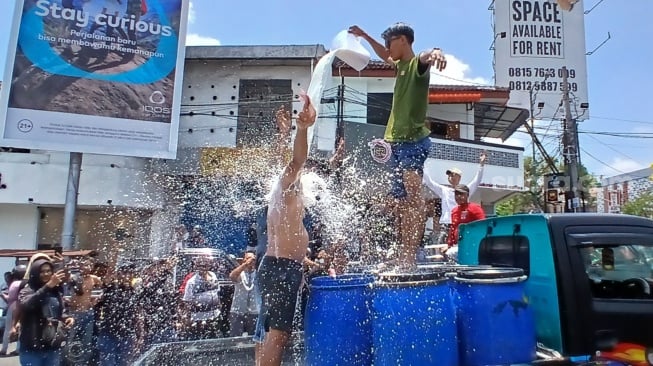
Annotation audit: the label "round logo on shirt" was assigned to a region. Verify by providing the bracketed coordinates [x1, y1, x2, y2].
[368, 139, 391, 164]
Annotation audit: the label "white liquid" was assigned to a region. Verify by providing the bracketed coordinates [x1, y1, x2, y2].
[305, 31, 370, 152]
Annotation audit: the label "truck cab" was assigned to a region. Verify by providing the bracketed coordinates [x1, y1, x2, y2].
[457, 213, 653, 362]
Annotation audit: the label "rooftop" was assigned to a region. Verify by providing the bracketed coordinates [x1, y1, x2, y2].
[601, 167, 653, 186]
[185, 45, 327, 60]
[181, 45, 528, 142]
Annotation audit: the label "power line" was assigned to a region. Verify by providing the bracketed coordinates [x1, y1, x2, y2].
[580, 146, 627, 175]
[584, 134, 639, 162]
[589, 115, 653, 125]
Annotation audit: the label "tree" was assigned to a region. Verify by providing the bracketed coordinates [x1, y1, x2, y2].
[494, 156, 599, 216]
[495, 156, 547, 216]
[621, 192, 653, 219]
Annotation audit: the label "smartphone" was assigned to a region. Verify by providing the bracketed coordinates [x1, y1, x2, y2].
[53, 246, 65, 271]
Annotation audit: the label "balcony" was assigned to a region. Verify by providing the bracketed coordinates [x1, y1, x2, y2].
[342, 121, 524, 206]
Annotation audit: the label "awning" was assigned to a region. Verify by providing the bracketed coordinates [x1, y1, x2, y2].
[474, 103, 529, 141]
[0, 249, 97, 258]
[429, 92, 482, 104]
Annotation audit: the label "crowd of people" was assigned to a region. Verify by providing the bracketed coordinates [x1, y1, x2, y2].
[0, 237, 350, 366]
[0, 254, 176, 365]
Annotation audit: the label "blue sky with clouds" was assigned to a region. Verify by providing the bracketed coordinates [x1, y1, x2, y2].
[1, 0, 651, 178]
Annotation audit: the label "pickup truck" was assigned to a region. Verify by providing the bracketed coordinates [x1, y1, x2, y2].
[457, 213, 653, 365]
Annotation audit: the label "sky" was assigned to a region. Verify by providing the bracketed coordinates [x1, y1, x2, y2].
[0, 0, 651, 180]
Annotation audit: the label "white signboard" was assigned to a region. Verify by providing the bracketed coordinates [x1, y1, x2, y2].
[494, 0, 589, 121]
[0, 0, 189, 158]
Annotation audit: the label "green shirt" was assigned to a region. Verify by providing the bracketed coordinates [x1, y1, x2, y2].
[384, 57, 431, 142]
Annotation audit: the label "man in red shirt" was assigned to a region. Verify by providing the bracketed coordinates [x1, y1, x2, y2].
[448, 185, 486, 248]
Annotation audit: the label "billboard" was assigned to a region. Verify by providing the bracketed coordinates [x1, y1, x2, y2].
[0, 0, 189, 158]
[493, 0, 589, 121]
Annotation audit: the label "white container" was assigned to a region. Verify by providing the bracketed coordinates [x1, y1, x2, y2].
[330, 30, 370, 72]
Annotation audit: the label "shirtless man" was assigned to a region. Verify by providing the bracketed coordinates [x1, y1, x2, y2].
[256, 95, 316, 366]
[67, 259, 102, 363]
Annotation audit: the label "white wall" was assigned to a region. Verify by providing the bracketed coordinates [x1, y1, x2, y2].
[0, 152, 163, 208]
[427, 104, 474, 139]
[338, 76, 395, 127]
[341, 77, 368, 124]
[178, 61, 313, 149]
[423, 138, 525, 205]
[336, 77, 478, 142]
[0, 204, 39, 272]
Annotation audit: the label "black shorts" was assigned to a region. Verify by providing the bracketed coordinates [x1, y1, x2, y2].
[257, 256, 303, 334]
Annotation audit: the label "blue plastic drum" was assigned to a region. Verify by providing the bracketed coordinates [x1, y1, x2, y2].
[305, 274, 375, 366]
[455, 268, 537, 366]
[373, 271, 458, 366]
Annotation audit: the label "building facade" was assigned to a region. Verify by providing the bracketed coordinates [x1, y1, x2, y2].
[0, 44, 528, 266]
[597, 167, 653, 213]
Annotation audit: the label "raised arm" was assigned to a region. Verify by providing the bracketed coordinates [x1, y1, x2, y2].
[278, 96, 316, 191]
[328, 137, 346, 170]
[348, 25, 393, 65]
[19, 270, 65, 311]
[467, 151, 487, 195]
[273, 105, 293, 166]
[423, 170, 447, 199]
[229, 256, 254, 283]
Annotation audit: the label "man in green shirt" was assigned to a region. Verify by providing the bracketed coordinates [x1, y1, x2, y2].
[349, 23, 447, 267]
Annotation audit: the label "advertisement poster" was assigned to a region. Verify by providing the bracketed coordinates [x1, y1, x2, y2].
[493, 0, 589, 121]
[0, 0, 189, 158]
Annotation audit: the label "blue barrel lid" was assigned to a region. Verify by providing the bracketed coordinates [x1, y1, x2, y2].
[378, 270, 446, 283]
[310, 274, 375, 288]
[456, 267, 524, 280]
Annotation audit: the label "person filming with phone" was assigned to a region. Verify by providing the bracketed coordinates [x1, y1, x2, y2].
[18, 254, 74, 366]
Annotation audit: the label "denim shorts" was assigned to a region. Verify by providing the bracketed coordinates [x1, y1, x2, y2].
[388, 136, 432, 198]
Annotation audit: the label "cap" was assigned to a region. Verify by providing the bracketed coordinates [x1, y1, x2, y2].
[446, 167, 463, 176]
[454, 184, 470, 194]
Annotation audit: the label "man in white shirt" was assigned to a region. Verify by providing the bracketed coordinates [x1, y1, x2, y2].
[182, 256, 222, 339]
[228, 251, 259, 337]
[423, 152, 487, 243]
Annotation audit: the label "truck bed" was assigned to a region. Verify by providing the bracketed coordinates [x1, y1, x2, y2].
[133, 336, 306, 366]
[133, 335, 586, 366]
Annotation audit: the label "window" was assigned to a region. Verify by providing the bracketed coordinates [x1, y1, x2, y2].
[478, 235, 530, 276]
[427, 120, 449, 138]
[580, 243, 653, 300]
[366, 93, 393, 126]
[0, 147, 30, 153]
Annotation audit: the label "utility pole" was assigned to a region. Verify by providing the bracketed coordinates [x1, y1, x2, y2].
[528, 88, 539, 209]
[61, 152, 83, 250]
[529, 89, 537, 187]
[335, 75, 345, 149]
[561, 66, 580, 213]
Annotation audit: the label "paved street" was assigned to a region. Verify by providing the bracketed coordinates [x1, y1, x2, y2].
[0, 344, 18, 366]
